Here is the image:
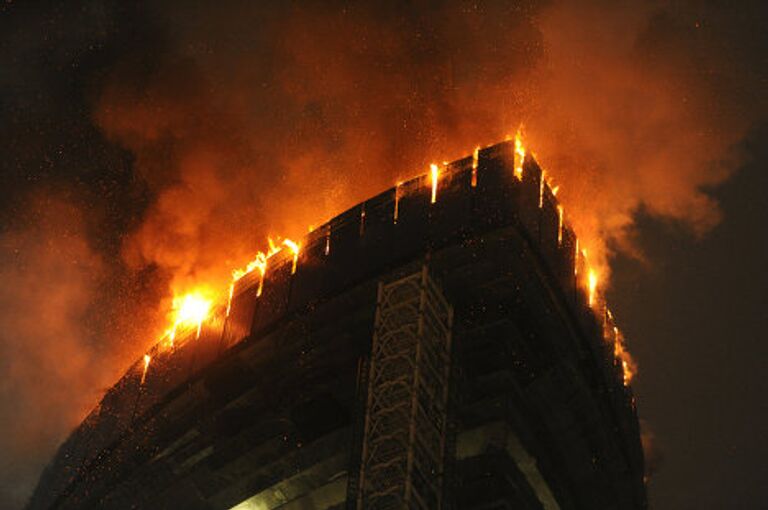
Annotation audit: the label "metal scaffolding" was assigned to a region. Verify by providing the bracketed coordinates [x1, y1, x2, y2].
[356, 266, 453, 510]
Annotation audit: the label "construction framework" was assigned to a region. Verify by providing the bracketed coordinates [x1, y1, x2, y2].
[356, 267, 453, 510]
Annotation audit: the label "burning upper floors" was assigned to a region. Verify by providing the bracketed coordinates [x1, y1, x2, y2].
[29, 139, 645, 509]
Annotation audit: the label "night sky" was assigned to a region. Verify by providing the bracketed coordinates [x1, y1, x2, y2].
[1, 1, 766, 509]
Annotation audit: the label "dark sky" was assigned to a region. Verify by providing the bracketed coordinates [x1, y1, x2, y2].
[0, 1, 766, 509]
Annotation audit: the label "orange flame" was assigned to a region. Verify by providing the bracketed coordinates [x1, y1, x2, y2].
[471, 147, 479, 187]
[170, 291, 213, 341]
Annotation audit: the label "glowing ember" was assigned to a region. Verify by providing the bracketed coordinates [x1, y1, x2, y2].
[359, 205, 366, 236]
[140, 354, 151, 385]
[514, 130, 525, 180]
[471, 147, 479, 187]
[430, 163, 440, 204]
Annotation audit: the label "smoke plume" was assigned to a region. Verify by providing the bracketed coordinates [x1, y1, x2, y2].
[0, 192, 114, 509]
[96, 0, 755, 296]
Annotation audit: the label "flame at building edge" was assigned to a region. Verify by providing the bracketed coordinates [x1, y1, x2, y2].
[137, 129, 635, 388]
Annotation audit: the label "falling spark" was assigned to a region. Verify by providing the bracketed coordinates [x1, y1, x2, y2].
[359, 205, 366, 236]
[471, 147, 479, 187]
[539, 170, 546, 208]
[324, 224, 331, 255]
[430, 163, 439, 204]
[140, 354, 151, 385]
[588, 269, 598, 307]
[557, 205, 564, 244]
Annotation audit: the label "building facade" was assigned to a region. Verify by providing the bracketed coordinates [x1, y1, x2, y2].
[29, 141, 646, 509]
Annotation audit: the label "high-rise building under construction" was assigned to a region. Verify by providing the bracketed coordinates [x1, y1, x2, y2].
[29, 140, 646, 509]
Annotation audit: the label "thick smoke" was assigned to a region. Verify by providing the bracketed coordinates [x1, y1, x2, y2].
[96, 0, 754, 296]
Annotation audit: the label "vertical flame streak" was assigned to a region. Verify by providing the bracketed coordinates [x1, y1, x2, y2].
[283, 238, 300, 274]
[393, 183, 401, 223]
[588, 269, 598, 307]
[257, 275, 264, 297]
[141, 354, 151, 385]
[471, 147, 479, 187]
[225, 282, 234, 317]
[514, 132, 525, 180]
[539, 171, 546, 208]
[574, 239, 579, 276]
[430, 163, 439, 204]
[557, 205, 564, 244]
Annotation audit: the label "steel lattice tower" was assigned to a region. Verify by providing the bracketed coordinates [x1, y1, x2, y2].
[356, 267, 453, 510]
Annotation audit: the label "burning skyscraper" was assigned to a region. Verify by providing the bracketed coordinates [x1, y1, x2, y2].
[29, 139, 645, 509]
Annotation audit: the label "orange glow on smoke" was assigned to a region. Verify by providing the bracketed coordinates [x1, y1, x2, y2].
[430, 163, 440, 203]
